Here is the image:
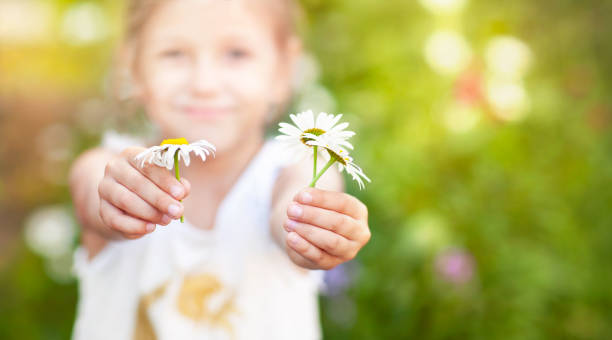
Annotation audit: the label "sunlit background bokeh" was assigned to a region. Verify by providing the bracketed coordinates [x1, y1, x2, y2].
[1, 0, 612, 339]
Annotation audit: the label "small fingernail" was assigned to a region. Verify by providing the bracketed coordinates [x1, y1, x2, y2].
[286, 219, 297, 231]
[171, 186, 184, 198]
[168, 204, 181, 217]
[299, 191, 312, 204]
[146, 224, 156, 233]
[161, 214, 172, 225]
[287, 232, 299, 245]
[288, 204, 303, 218]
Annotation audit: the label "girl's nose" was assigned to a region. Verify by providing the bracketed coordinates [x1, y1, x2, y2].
[190, 55, 222, 96]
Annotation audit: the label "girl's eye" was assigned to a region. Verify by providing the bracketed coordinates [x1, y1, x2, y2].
[159, 49, 186, 59]
[226, 48, 250, 60]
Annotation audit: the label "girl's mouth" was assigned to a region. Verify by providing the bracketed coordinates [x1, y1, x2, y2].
[182, 106, 232, 119]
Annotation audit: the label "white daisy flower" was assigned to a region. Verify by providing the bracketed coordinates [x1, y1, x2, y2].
[135, 138, 216, 171]
[305, 133, 371, 190]
[275, 110, 355, 162]
[134, 137, 216, 223]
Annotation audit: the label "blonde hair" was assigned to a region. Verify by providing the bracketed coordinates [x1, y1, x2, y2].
[125, 0, 302, 46]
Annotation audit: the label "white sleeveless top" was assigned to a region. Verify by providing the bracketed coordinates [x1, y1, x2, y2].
[72, 135, 323, 340]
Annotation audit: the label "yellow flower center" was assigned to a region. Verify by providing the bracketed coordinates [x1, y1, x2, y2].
[326, 146, 348, 166]
[300, 128, 326, 145]
[161, 138, 189, 146]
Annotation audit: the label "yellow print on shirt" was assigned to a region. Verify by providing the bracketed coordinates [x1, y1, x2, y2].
[134, 274, 238, 340]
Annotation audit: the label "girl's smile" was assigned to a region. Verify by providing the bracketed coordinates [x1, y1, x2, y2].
[174, 94, 237, 121]
[182, 106, 233, 120]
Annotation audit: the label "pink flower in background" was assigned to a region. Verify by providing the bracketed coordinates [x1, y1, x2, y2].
[323, 264, 351, 296]
[454, 70, 484, 106]
[435, 248, 475, 284]
[322, 261, 360, 296]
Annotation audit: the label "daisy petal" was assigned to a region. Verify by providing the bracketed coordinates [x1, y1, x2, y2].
[179, 148, 191, 167]
[328, 114, 343, 129]
[330, 122, 349, 132]
[315, 112, 329, 129]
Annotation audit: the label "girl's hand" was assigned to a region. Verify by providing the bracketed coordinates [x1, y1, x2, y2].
[283, 188, 371, 270]
[97, 147, 190, 239]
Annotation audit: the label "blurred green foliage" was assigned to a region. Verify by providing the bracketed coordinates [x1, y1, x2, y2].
[1, 0, 611, 339]
[0, 246, 77, 340]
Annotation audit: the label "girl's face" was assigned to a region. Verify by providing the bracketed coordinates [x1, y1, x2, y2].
[132, 0, 298, 153]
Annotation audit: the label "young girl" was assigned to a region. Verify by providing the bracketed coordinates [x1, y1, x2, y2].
[69, 0, 370, 339]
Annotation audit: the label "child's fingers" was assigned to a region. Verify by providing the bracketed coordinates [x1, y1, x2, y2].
[106, 160, 184, 220]
[284, 219, 356, 260]
[285, 232, 339, 270]
[99, 198, 155, 237]
[123, 150, 188, 201]
[139, 163, 188, 200]
[98, 177, 173, 225]
[179, 178, 191, 196]
[294, 188, 367, 220]
[285, 246, 319, 270]
[287, 202, 361, 241]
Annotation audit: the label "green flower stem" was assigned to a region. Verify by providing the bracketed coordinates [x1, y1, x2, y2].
[309, 157, 336, 188]
[174, 152, 184, 223]
[313, 146, 318, 178]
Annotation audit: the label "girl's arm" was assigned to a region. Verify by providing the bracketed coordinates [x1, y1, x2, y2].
[269, 158, 371, 270]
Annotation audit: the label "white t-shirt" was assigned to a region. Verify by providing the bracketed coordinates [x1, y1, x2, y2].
[72, 136, 323, 340]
